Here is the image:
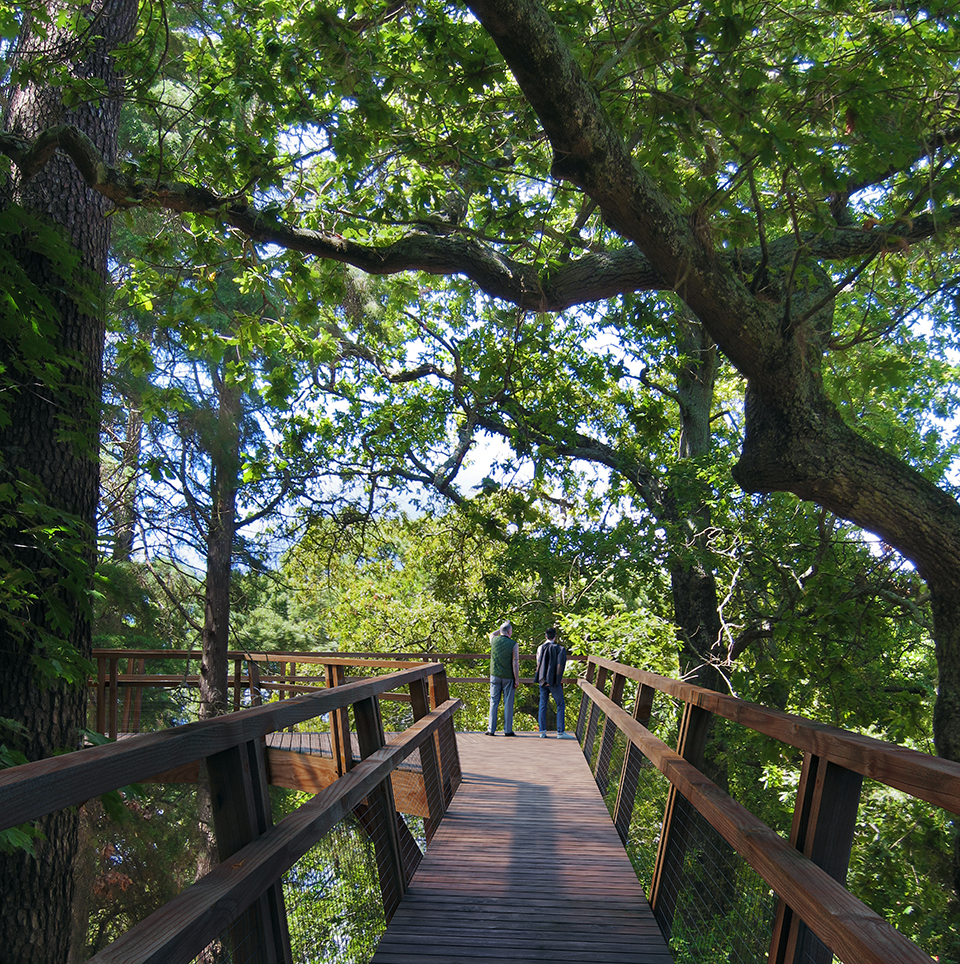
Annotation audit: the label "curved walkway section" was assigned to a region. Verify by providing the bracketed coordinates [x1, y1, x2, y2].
[372, 731, 674, 964]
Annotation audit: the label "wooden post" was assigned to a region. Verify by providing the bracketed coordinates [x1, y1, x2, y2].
[130, 657, 145, 734]
[430, 668, 461, 799]
[648, 701, 712, 935]
[583, 665, 609, 765]
[233, 658, 243, 712]
[96, 655, 107, 736]
[121, 656, 135, 734]
[108, 656, 119, 741]
[768, 752, 863, 964]
[613, 683, 656, 844]
[354, 695, 407, 920]
[409, 677, 445, 842]
[286, 661, 297, 730]
[206, 738, 293, 964]
[249, 659, 263, 707]
[594, 672, 626, 793]
[575, 659, 597, 743]
[325, 664, 352, 777]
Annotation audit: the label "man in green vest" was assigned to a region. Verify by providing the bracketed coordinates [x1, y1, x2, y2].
[486, 620, 520, 736]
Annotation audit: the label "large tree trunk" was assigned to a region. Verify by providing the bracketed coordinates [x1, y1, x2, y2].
[667, 316, 724, 691]
[195, 373, 241, 930]
[0, 1, 137, 961]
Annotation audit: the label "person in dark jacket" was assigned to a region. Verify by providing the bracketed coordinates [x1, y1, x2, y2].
[536, 627, 572, 738]
[487, 620, 519, 736]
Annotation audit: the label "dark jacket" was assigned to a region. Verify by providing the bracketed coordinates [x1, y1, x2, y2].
[536, 641, 567, 688]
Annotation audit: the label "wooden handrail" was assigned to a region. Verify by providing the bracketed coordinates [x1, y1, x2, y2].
[583, 680, 933, 964]
[85, 699, 460, 964]
[87, 649, 580, 741]
[1, 663, 447, 832]
[89, 648, 585, 662]
[587, 655, 960, 814]
[576, 656, 956, 964]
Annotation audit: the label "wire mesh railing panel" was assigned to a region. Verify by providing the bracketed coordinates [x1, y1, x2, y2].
[72, 783, 206, 959]
[280, 813, 387, 964]
[648, 793, 779, 964]
[582, 687, 781, 964]
[622, 742, 670, 888]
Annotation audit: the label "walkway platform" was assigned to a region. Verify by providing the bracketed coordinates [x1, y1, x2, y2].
[371, 731, 674, 964]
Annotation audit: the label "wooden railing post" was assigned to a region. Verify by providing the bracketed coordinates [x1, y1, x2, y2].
[249, 659, 263, 707]
[95, 654, 107, 736]
[121, 656, 134, 734]
[429, 668, 461, 799]
[132, 657, 145, 733]
[325, 663, 352, 777]
[613, 682, 656, 843]
[768, 752, 863, 964]
[410, 676, 445, 842]
[354, 694, 407, 920]
[206, 738, 293, 964]
[583, 664, 609, 765]
[108, 656, 119, 741]
[232, 657, 243, 712]
[648, 701, 711, 935]
[594, 671, 626, 793]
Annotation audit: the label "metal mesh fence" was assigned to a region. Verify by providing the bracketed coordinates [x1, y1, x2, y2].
[280, 812, 388, 964]
[184, 810, 388, 964]
[584, 686, 782, 964]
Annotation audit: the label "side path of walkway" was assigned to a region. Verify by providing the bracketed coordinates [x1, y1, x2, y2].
[371, 732, 674, 964]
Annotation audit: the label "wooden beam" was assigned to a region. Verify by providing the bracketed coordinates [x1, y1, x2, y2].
[325, 663, 352, 777]
[264, 749, 431, 818]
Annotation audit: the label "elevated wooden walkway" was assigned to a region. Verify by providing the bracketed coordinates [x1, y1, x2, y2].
[372, 732, 673, 964]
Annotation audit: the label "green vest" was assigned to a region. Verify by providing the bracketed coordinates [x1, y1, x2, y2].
[490, 634, 514, 679]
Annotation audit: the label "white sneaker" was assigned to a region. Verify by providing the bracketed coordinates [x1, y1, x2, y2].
[557, 732, 575, 739]
[539, 732, 547, 738]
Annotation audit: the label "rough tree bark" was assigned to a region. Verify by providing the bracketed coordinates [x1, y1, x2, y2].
[198, 373, 241, 721]
[0, 1, 137, 961]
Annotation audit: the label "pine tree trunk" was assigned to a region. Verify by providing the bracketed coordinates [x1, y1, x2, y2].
[0, 2, 136, 960]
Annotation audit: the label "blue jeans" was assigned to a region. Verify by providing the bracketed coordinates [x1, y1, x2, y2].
[488, 676, 516, 733]
[538, 683, 566, 734]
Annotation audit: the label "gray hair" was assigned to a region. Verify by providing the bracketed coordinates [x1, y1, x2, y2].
[499, 620, 513, 636]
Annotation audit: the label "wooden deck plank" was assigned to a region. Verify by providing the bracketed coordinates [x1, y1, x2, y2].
[372, 732, 673, 964]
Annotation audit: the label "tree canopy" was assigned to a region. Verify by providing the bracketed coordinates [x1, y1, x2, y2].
[3, 0, 960, 958]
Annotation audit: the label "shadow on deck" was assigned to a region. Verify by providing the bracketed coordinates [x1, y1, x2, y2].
[371, 732, 673, 964]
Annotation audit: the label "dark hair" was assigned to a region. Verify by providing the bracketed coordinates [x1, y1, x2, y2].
[545, 627, 557, 640]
